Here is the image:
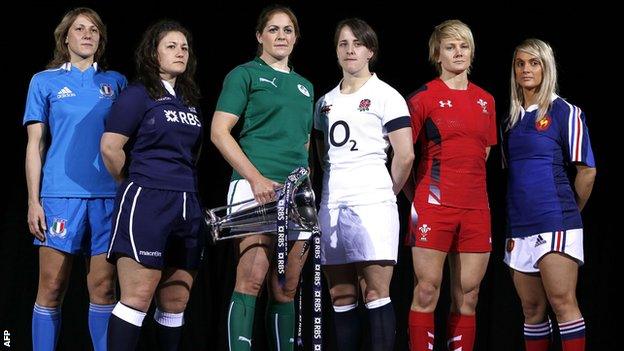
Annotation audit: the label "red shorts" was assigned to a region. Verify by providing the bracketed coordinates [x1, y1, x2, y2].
[405, 202, 491, 253]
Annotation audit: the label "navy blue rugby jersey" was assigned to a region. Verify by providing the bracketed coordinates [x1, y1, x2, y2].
[106, 83, 202, 192]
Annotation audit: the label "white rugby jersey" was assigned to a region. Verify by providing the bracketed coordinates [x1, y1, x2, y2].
[314, 74, 411, 208]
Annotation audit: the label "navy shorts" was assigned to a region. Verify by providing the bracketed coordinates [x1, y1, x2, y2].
[107, 181, 204, 270]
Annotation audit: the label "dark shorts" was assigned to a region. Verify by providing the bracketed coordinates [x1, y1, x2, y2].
[107, 181, 204, 270]
[406, 202, 491, 253]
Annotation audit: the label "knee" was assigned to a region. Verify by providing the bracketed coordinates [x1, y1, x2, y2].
[548, 292, 578, 316]
[364, 287, 389, 304]
[329, 286, 358, 307]
[520, 299, 548, 321]
[236, 273, 265, 296]
[157, 294, 190, 314]
[272, 277, 299, 303]
[413, 281, 439, 308]
[121, 285, 156, 312]
[88, 275, 116, 304]
[37, 274, 66, 305]
[455, 287, 480, 313]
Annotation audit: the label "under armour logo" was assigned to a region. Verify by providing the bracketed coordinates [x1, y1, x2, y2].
[165, 110, 179, 122]
[259, 77, 277, 87]
[439, 100, 452, 108]
[238, 336, 252, 346]
[477, 99, 488, 113]
[448, 334, 463, 351]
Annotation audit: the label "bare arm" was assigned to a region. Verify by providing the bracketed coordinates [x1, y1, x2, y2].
[388, 127, 415, 195]
[100, 132, 129, 183]
[210, 111, 279, 204]
[574, 164, 596, 211]
[485, 146, 491, 160]
[25, 123, 47, 240]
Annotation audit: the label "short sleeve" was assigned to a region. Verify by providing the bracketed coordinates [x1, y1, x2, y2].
[23, 74, 49, 125]
[105, 85, 147, 136]
[215, 66, 251, 116]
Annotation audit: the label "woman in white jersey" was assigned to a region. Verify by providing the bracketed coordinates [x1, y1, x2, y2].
[314, 18, 414, 351]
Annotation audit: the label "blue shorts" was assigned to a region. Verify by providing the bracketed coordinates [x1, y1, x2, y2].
[107, 181, 204, 270]
[37, 197, 114, 256]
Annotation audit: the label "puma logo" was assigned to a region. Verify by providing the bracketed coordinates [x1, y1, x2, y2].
[259, 77, 277, 87]
[238, 336, 252, 346]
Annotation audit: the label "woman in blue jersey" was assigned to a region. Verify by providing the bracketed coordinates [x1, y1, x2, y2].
[100, 20, 202, 351]
[504, 38, 596, 351]
[314, 18, 413, 351]
[23, 7, 126, 351]
[210, 5, 314, 351]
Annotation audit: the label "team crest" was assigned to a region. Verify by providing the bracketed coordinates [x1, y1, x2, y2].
[506, 239, 515, 252]
[320, 104, 332, 116]
[358, 99, 371, 112]
[297, 84, 310, 97]
[477, 99, 488, 113]
[418, 224, 431, 242]
[535, 116, 552, 131]
[99, 83, 114, 97]
[50, 218, 68, 238]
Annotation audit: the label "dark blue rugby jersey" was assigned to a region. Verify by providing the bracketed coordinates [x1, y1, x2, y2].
[106, 83, 202, 192]
[504, 95, 595, 238]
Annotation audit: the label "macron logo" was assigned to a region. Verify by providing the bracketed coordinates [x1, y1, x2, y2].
[57, 87, 76, 99]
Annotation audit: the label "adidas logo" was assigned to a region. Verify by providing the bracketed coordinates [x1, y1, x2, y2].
[535, 235, 547, 247]
[57, 87, 76, 99]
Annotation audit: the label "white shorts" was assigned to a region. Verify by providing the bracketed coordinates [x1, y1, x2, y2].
[504, 228, 584, 273]
[319, 202, 399, 265]
[227, 179, 312, 241]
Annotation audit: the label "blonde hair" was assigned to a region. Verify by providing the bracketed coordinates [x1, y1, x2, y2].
[507, 39, 558, 129]
[428, 19, 475, 75]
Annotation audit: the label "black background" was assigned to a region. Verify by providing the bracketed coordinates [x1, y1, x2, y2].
[1, 1, 616, 350]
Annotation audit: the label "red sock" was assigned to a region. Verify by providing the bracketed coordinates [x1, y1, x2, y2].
[524, 318, 552, 351]
[408, 310, 434, 351]
[446, 313, 475, 351]
[559, 318, 585, 351]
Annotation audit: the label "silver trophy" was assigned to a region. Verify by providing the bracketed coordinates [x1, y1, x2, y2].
[204, 173, 318, 242]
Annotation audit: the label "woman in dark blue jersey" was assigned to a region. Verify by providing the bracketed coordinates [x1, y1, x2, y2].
[100, 20, 203, 351]
[504, 38, 596, 351]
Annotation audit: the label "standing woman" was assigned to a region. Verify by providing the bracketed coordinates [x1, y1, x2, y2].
[100, 20, 203, 351]
[210, 5, 314, 351]
[504, 39, 595, 351]
[23, 7, 126, 351]
[314, 18, 413, 351]
[404, 20, 497, 351]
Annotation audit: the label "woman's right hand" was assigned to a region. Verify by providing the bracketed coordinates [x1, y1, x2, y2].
[27, 202, 46, 241]
[249, 175, 282, 205]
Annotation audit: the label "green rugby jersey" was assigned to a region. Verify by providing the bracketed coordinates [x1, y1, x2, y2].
[216, 57, 314, 182]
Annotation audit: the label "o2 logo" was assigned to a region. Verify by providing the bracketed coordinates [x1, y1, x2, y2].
[329, 120, 358, 151]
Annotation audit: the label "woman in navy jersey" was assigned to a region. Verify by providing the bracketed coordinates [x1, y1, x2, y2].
[504, 38, 596, 351]
[100, 20, 203, 351]
[23, 7, 126, 351]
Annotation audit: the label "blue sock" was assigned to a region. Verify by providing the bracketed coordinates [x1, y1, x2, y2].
[89, 302, 115, 351]
[107, 302, 146, 351]
[32, 303, 61, 351]
[366, 298, 395, 351]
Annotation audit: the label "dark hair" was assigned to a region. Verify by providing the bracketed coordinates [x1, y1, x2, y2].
[255, 5, 300, 57]
[135, 20, 200, 106]
[47, 7, 107, 69]
[334, 18, 379, 66]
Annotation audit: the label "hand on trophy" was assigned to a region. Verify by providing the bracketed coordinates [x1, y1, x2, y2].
[249, 174, 282, 205]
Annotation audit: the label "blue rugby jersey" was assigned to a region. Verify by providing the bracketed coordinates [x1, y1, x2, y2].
[23, 63, 127, 197]
[504, 95, 595, 238]
[105, 83, 202, 192]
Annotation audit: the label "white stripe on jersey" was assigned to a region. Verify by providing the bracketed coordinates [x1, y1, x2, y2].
[564, 99, 584, 162]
